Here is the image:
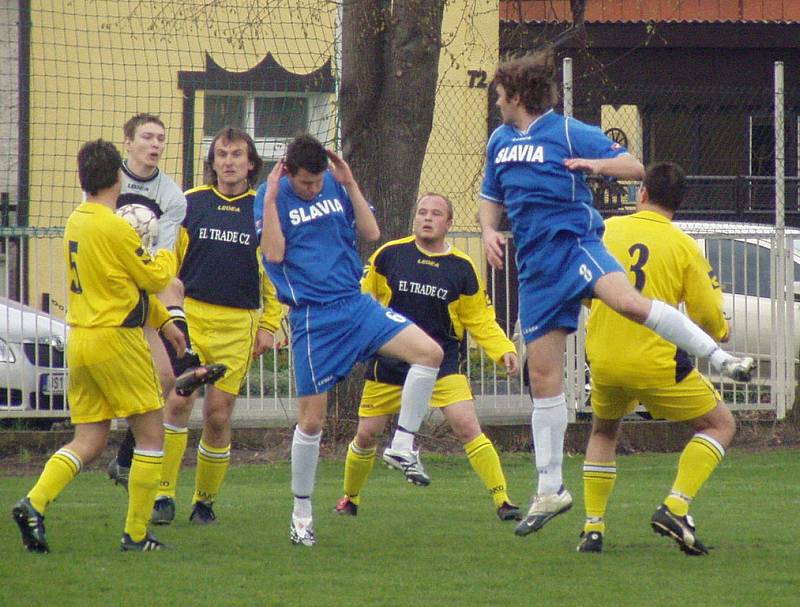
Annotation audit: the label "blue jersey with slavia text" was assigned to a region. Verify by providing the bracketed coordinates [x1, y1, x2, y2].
[255, 172, 362, 306]
[480, 110, 627, 279]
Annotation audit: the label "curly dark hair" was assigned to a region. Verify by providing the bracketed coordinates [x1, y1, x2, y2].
[77, 139, 122, 195]
[285, 134, 328, 176]
[204, 127, 263, 187]
[493, 49, 559, 116]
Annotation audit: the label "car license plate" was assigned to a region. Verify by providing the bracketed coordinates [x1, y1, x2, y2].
[42, 373, 67, 395]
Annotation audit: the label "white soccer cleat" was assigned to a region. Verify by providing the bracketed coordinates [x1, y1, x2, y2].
[290, 514, 316, 547]
[720, 356, 755, 383]
[515, 486, 573, 536]
[382, 447, 431, 486]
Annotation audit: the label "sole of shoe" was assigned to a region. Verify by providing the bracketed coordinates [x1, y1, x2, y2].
[175, 363, 228, 397]
[514, 501, 573, 536]
[381, 456, 431, 486]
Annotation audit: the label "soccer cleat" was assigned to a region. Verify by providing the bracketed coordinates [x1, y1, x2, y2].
[514, 486, 573, 536]
[290, 514, 316, 547]
[120, 531, 167, 552]
[720, 356, 754, 383]
[333, 496, 358, 516]
[382, 448, 431, 486]
[151, 496, 176, 526]
[496, 501, 522, 521]
[12, 498, 49, 553]
[577, 530, 604, 553]
[189, 500, 217, 524]
[174, 363, 228, 397]
[107, 458, 130, 493]
[650, 504, 709, 556]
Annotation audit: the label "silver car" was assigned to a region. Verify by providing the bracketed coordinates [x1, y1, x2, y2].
[0, 297, 68, 411]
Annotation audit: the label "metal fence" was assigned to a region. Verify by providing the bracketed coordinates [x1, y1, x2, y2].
[1, 226, 796, 426]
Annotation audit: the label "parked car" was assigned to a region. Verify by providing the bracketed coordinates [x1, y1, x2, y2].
[0, 297, 68, 411]
[676, 221, 800, 362]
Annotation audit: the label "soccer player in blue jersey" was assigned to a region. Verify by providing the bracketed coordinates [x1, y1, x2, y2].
[477, 50, 754, 537]
[258, 134, 443, 547]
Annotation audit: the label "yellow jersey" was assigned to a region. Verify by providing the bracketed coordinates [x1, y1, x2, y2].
[586, 210, 728, 387]
[64, 202, 175, 328]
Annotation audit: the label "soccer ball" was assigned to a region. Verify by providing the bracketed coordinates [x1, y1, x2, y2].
[116, 203, 159, 251]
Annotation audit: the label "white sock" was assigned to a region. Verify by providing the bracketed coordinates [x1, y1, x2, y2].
[391, 364, 438, 449]
[531, 394, 567, 495]
[644, 300, 728, 367]
[291, 425, 321, 500]
[293, 496, 312, 519]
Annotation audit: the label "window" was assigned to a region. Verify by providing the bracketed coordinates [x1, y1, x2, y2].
[203, 93, 323, 184]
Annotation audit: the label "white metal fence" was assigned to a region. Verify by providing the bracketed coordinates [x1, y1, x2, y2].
[0, 226, 796, 426]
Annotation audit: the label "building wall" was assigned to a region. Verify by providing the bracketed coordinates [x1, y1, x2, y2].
[500, 0, 800, 22]
[25, 1, 498, 313]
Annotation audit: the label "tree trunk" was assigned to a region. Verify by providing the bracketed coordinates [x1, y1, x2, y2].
[328, 0, 446, 428]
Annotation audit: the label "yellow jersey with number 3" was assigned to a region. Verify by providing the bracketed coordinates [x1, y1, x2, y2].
[585, 210, 728, 387]
[64, 202, 175, 329]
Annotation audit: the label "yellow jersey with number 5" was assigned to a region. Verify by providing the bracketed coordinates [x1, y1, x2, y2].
[64, 201, 175, 329]
[585, 210, 728, 387]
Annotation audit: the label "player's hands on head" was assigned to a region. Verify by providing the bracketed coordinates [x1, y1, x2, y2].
[266, 159, 286, 196]
[161, 320, 187, 358]
[481, 227, 506, 270]
[503, 352, 519, 376]
[326, 149, 355, 186]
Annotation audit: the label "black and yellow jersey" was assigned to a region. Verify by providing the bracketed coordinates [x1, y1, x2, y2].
[64, 201, 174, 329]
[177, 185, 282, 330]
[363, 235, 514, 385]
[586, 210, 729, 387]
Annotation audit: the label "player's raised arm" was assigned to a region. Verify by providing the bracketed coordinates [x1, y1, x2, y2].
[478, 198, 506, 270]
[261, 160, 287, 263]
[327, 149, 380, 243]
[564, 154, 645, 180]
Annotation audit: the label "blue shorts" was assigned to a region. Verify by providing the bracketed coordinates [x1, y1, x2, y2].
[519, 231, 623, 343]
[290, 293, 411, 396]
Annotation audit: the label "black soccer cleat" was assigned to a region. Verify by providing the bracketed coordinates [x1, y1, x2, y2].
[12, 498, 49, 553]
[189, 500, 217, 524]
[577, 530, 604, 553]
[120, 531, 167, 552]
[650, 504, 709, 556]
[333, 496, 358, 516]
[107, 458, 130, 493]
[174, 363, 227, 397]
[151, 496, 176, 526]
[496, 501, 522, 521]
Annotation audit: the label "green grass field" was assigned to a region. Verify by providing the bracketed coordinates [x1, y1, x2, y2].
[1, 450, 799, 607]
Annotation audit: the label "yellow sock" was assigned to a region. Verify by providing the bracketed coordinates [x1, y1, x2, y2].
[464, 434, 509, 509]
[582, 461, 617, 534]
[157, 424, 188, 499]
[125, 449, 163, 542]
[193, 440, 230, 504]
[27, 448, 82, 513]
[665, 433, 724, 517]
[343, 440, 376, 506]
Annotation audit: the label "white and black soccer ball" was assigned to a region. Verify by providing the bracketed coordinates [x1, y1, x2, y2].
[116, 203, 159, 251]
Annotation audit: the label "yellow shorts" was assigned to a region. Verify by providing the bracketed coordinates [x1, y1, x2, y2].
[185, 297, 259, 395]
[67, 327, 163, 424]
[591, 369, 720, 422]
[359, 374, 473, 418]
